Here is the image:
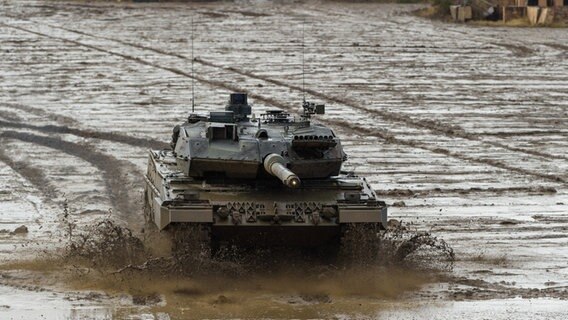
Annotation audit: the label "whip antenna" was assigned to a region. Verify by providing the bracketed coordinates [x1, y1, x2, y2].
[302, 18, 306, 103]
[191, 17, 195, 113]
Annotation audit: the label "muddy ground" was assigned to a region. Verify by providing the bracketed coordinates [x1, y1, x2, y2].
[0, 0, 567, 319]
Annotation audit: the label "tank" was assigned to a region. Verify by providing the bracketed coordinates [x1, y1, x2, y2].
[144, 93, 387, 249]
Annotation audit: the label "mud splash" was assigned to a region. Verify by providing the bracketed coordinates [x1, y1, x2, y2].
[64, 219, 146, 269]
[37, 217, 453, 317]
[340, 223, 455, 271]
[81, 221, 454, 277]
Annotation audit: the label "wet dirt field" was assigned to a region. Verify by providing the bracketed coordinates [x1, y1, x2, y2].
[0, 0, 567, 319]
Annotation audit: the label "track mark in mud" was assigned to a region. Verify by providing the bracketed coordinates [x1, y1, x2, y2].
[0, 131, 142, 220]
[16, 21, 567, 162]
[0, 22, 266, 109]
[0, 111, 24, 122]
[194, 59, 568, 162]
[0, 119, 167, 149]
[222, 9, 272, 17]
[339, 123, 567, 184]
[491, 42, 535, 57]
[441, 275, 568, 300]
[4, 22, 566, 184]
[40, 24, 568, 160]
[481, 130, 568, 137]
[1, 102, 80, 127]
[0, 147, 56, 198]
[376, 186, 557, 197]
[543, 43, 568, 57]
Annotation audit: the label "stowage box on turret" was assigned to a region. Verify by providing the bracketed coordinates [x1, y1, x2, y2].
[144, 93, 387, 248]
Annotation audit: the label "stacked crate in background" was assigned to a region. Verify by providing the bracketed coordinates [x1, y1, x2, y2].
[458, 0, 567, 23]
[522, 0, 566, 24]
[501, 0, 527, 21]
[450, 5, 473, 22]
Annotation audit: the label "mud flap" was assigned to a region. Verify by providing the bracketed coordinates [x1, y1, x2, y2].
[153, 197, 171, 230]
[153, 197, 213, 230]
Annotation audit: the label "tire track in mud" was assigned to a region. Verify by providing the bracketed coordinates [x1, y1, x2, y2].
[19, 1, 196, 12]
[193, 58, 568, 161]
[340, 125, 566, 184]
[0, 22, 267, 109]
[304, 5, 538, 58]
[0, 118, 168, 150]
[0, 102, 81, 127]
[0, 111, 24, 122]
[442, 275, 568, 300]
[0, 131, 143, 222]
[25, 21, 568, 163]
[0, 147, 57, 198]
[3, 22, 566, 184]
[543, 43, 568, 58]
[376, 186, 557, 197]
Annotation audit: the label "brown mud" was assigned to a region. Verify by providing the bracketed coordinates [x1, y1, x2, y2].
[62, 218, 455, 275]
[0, 218, 455, 318]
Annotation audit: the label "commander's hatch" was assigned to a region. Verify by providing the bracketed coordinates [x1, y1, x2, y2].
[207, 123, 238, 141]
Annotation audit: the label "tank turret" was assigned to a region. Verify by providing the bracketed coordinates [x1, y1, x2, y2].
[170, 93, 346, 184]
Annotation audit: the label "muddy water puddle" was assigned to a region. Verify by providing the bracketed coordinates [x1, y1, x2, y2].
[0, 286, 113, 320]
[70, 267, 430, 318]
[0, 251, 441, 319]
[0, 219, 454, 319]
[0, 270, 425, 319]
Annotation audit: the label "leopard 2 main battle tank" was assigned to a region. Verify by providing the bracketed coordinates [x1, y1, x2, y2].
[144, 93, 387, 250]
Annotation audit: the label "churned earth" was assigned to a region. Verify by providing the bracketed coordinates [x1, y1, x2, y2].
[0, 0, 567, 319]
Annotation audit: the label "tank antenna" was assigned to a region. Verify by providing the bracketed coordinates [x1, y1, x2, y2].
[301, 18, 306, 103]
[191, 17, 195, 113]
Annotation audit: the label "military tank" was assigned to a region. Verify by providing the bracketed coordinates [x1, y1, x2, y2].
[144, 93, 387, 250]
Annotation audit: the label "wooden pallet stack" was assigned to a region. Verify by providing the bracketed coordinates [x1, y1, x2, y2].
[554, 3, 568, 21]
[450, 5, 473, 22]
[499, 0, 568, 25]
[501, 0, 527, 22]
[453, 0, 566, 23]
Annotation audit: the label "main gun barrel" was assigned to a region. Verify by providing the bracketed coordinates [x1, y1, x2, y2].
[263, 154, 301, 188]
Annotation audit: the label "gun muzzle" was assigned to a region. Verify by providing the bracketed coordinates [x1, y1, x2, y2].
[263, 154, 301, 188]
